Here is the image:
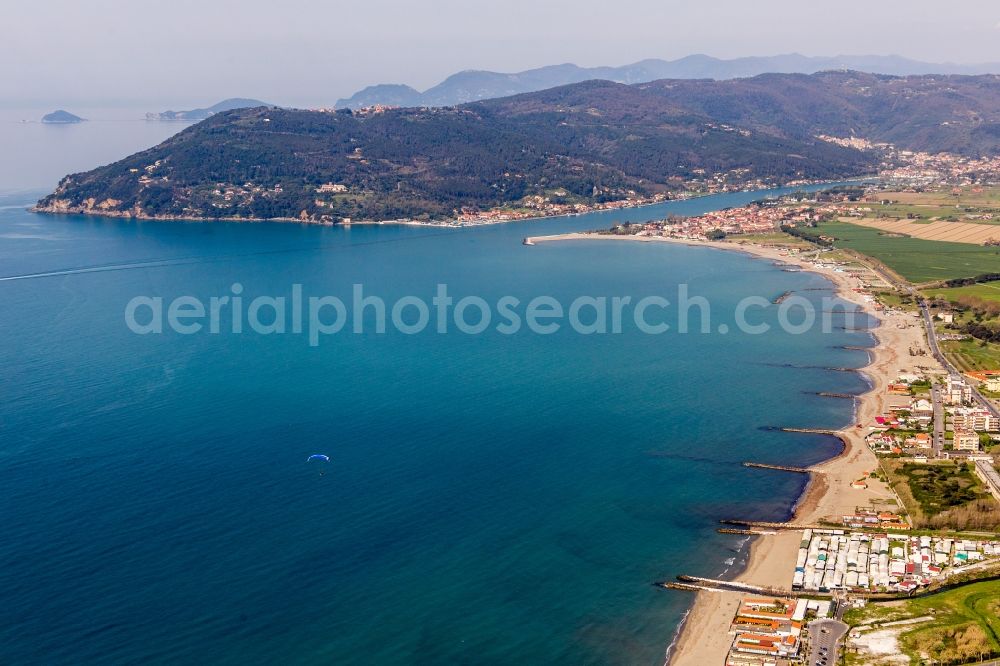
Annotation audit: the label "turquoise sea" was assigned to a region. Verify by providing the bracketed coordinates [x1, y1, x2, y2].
[0, 117, 874, 664]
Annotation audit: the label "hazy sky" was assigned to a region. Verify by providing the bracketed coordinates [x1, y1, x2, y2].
[5, 0, 1000, 108]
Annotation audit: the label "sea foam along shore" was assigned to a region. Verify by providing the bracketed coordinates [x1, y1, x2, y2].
[525, 232, 925, 665]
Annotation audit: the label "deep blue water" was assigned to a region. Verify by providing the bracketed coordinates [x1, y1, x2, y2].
[0, 186, 874, 664]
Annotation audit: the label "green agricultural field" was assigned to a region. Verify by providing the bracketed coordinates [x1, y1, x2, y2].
[852, 203, 957, 223]
[925, 281, 1000, 304]
[886, 188, 1000, 209]
[922, 282, 1000, 370]
[940, 339, 1000, 373]
[853, 202, 1000, 225]
[812, 220, 1000, 283]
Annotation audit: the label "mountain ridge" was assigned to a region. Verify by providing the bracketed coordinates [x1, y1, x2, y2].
[36, 71, 1000, 224]
[336, 53, 1000, 109]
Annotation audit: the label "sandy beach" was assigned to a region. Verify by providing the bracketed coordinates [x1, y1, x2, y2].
[525, 232, 936, 665]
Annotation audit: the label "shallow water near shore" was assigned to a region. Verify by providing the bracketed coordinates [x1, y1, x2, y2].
[0, 184, 873, 664]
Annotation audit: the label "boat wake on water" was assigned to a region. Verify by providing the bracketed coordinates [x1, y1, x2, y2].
[0, 229, 462, 282]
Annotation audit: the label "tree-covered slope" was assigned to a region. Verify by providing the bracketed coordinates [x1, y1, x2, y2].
[36, 77, 879, 222]
[45, 71, 1000, 223]
[639, 71, 1000, 155]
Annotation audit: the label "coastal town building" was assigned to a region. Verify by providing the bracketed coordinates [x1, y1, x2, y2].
[907, 398, 933, 424]
[600, 202, 836, 241]
[869, 386, 941, 448]
[866, 432, 901, 455]
[726, 597, 803, 665]
[976, 460, 1000, 500]
[951, 407, 999, 432]
[875, 149, 1000, 188]
[841, 508, 907, 530]
[953, 429, 981, 452]
[946, 376, 973, 405]
[456, 192, 673, 225]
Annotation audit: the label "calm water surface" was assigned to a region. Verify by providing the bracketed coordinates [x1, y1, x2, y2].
[0, 116, 873, 664]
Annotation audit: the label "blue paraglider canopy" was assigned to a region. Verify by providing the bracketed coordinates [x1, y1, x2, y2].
[306, 454, 330, 462]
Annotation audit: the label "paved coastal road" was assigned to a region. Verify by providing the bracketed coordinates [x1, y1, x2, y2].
[919, 302, 1000, 419]
[832, 245, 1000, 431]
[807, 619, 848, 666]
[920, 303, 946, 363]
[931, 384, 945, 456]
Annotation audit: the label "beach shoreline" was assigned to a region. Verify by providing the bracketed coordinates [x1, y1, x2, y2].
[525, 232, 922, 665]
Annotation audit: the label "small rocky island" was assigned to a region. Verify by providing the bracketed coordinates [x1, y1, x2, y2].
[41, 110, 85, 124]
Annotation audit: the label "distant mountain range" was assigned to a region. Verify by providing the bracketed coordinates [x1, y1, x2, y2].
[41, 110, 85, 124]
[336, 53, 1000, 109]
[37, 71, 1000, 223]
[145, 98, 270, 121]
